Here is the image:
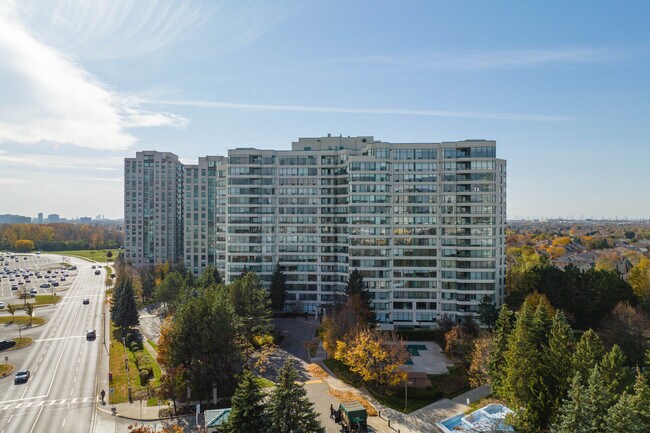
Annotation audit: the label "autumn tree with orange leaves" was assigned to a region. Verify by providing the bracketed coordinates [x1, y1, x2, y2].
[335, 327, 408, 388]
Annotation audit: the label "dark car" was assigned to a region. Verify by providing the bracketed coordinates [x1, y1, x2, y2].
[0, 339, 17, 350]
[86, 329, 96, 340]
[40, 283, 50, 288]
[82, 298, 89, 305]
[52, 281, 59, 287]
[94, 270, 101, 275]
[14, 369, 30, 384]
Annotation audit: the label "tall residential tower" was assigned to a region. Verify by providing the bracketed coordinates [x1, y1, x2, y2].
[124, 136, 506, 328]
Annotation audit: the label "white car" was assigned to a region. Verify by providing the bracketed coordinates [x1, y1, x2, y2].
[0, 302, 5, 309]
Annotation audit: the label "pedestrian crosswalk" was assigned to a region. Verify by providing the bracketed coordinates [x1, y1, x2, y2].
[1, 396, 94, 410]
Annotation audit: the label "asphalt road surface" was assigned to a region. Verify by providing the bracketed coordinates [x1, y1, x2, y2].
[0, 254, 106, 433]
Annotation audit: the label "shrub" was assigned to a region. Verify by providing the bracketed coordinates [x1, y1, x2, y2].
[130, 341, 141, 352]
[139, 369, 150, 385]
[125, 331, 138, 347]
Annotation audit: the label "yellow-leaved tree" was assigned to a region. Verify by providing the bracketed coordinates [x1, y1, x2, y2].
[335, 327, 408, 387]
[628, 257, 650, 302]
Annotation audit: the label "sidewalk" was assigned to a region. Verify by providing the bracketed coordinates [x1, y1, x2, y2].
[97, 298, 170, 421]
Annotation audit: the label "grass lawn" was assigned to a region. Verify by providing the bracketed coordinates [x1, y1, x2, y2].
[5, 295, 61, 310]
[147, 339, 158, 351]
[254, 376, 275, 389]
[0, 315, 46, 326]
[48, 249, 120, 263]
[8, 337, 33, 350]
[109, 326, 163, 404]
[323, 358, 470, 414]
[0, 363, 15, 378]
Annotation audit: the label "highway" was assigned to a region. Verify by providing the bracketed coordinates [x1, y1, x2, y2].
[0, 255, 106, 433]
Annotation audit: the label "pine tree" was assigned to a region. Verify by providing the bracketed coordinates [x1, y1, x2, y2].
[477, 295, 499, 329]
[488, 305, 514, 396]
[226, 369, 267, 433]
[345, 269, 373, 321]
[544, 310, 575, 421]
[267, 360, 324, 433]
[503, 302, 546, 433]
[198, 265, 222, 288]
[603, 393, 642, 433]
[599, 344, 628, 399]
[582, 366, 611, 433]
[572, 329, 604, 379]
[552, 373, 589, 433]
[269, 262, 287, 312]
[112, 277, 139, 331]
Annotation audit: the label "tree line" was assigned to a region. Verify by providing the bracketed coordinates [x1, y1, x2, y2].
[470, 295, 650, 432]
[0, 223, 122, 251]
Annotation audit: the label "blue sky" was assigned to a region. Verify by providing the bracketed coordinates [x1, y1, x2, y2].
[0, 0, 648, 219]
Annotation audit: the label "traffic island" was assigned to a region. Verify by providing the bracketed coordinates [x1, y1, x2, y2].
[8, 337, 33, 351]
[0, 363, 16, 378]
[0, 315, 46, 327]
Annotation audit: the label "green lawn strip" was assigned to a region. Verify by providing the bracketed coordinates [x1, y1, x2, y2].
[47, 249, 119, 263]
[147, 339, 158, 351]
[5, 295, 61, 310]
[0, 315, 46, 326]
[323, 358, 465, 414]
[0, 363, 16, 378]
[255, 376, 275, 388]
[8, 337, 33, 350]
[109, 326, 163, 404]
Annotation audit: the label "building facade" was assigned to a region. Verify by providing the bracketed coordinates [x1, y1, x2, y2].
[124, 151, 184, 268]
[124, 136, 506, 327]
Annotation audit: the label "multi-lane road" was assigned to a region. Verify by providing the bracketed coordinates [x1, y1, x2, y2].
[0, 254, 106, 433]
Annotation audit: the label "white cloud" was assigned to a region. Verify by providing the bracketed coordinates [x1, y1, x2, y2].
[0, 151, 123, 172]
[0, 177, 27, 185]
[328, 47, 626, 70]
[0, 2, 187, 151]
[147, 99, 583, 122]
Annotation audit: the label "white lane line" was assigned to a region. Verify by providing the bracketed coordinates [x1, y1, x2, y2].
[34, 336, 85, 342]
[27, 406, 43, 433]
[0, 395, 47, 405]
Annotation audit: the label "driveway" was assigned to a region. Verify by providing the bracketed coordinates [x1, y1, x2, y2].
[274, 316, 317, 363]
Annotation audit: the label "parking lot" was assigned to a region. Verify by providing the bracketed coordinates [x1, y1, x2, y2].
[0, 252, 78, 310]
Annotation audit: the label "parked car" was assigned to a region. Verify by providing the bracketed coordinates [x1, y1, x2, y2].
[29, 288, 38, 296]
[86, 329, 96, 340]
[40, 283, 50, 288]
[14, 370, 30, 384]
[0, 301, 4, 309]
[52, 281, 59, 287]
[82, 298, 89, 305]
[0, 340, 16, 350]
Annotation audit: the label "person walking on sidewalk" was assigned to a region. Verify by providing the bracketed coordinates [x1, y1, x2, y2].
[330, 404, 336, 419]
[100, 389, 106, 405]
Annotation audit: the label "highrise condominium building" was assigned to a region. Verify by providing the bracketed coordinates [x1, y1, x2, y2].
[124, 151, 184, 268]
[124, 136, 506, 328]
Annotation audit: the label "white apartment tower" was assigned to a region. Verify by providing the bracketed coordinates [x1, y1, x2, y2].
[125, 136, 506, 328]
[124, 151, 184, 267]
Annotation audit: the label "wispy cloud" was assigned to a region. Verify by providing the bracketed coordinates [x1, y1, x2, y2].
[0, 177, 27, 185]
[15, 0, 291, 60]
[0, 2, 187, 150]
[146, 99, 584, 122]
[328, 47, 626, 71]
[0, 150, 123, 172]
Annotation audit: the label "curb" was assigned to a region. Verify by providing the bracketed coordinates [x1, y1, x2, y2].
[96, 404, 175, 422]
[0, 363, 16, 379]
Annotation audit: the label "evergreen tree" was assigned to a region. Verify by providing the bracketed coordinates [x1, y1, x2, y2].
[267, 360, 324, 433]
[544, 310, 575, 421]
[227, 369, 267, 433]
[477, 295, 499, 329]
[552, 373, 589, 433]
[198, 265, 222, 288]
[603, 393, 644, 433]
[599, 345, 628, 399]
[138, 265, 156, 302]
[228, 272, 273, 344]
[503, 302, 546, 433]
[488, 305, 514, 396]
[269, 262, 287, 312]
[572, 329, 605, 380]
[582, 366, 611, 433]
[345, 269, 373, 321]
[112, 277, 139, 331]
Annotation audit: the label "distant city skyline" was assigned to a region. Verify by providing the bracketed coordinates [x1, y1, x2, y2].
[0, 1, 649, 219]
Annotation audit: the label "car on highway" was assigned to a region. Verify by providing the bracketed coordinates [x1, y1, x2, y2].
[83, 298, 89, 305]
[91, 265, 96, 269]
[95, 270, 101, 275]
[14, 370, 30, 384]
[0, 339, 16, 350]
[86, 329, 96, 340]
